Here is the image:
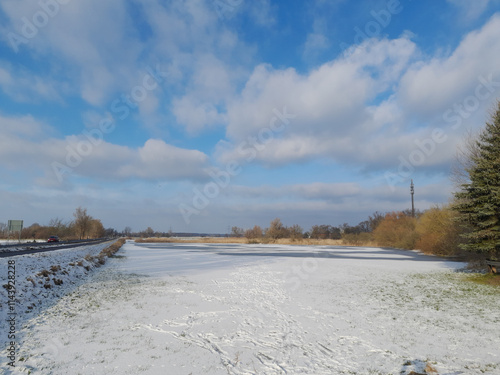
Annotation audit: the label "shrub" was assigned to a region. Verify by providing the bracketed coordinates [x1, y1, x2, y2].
[265, 218, 289, 240]
[288, 224, 303, 241]
[245, 225, 263, 239]
[415, 206, 461, 256]
[342, 232, 373, 246]
[310, 225, 342, 240]
[373, 211, 418, 250]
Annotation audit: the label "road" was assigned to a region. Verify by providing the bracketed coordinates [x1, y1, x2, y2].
[0, 239, 113, 258]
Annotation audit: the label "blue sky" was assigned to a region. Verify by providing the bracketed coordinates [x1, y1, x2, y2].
[1, 0, 500, 233]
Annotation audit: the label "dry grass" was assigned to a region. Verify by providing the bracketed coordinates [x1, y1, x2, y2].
[134, 237, 377, 247]
[134, 237, 247, 244]
[272, 238, 344, 246]
[467, 273, 500, 287]
[100, 238, 126, 256]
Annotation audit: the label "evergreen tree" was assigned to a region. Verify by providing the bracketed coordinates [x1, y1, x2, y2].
[453, 101, 500, 257]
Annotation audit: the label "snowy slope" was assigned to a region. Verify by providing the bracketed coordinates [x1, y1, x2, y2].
[0, 242, 114, 328]
[1, 241, 499, 374]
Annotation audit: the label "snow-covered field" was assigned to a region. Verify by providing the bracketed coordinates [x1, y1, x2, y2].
[1, 241, 500, 374]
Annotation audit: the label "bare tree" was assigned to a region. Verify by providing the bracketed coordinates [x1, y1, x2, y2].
[0, 222, 7, 238]
[49, 217, 64, 229]
[73, 207, 92, 239]
[48, 217, 70, 238]
[89, 219, 106, 239]
[288, 224, 303, 240]
[231, 226, 244, 237]
[245, 225, 263, 239]
[141, 227, 155, 238]
[266, 218, 288, 240]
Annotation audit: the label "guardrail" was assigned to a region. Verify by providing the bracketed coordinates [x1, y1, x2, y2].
[0, 238, 115, 249]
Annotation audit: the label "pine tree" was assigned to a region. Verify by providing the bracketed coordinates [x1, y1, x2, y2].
[453, 101, 500, 257]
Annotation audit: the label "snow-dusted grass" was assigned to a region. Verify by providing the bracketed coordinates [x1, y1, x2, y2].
[1, 241, 499, 374]
[0, 242, 115, 324]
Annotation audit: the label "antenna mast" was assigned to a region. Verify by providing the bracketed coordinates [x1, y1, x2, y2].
[410, 179, 415, 218]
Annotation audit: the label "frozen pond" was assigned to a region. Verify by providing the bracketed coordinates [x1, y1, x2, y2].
[3, 241, 500, 374]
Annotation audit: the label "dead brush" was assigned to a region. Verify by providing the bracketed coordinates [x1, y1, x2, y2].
[425, 362, 438, 373]
[81, 238, 127, 268]
[50, 265, 61, 273]
[98, 238, 126, 259]
[37, 269, 50, 277]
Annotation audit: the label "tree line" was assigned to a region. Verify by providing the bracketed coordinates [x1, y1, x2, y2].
[0, 207, 117, 241]
[229, 205, 466, 258]
[230, 212, 385, 242]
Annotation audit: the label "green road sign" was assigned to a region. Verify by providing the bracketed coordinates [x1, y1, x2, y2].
[8, 220, 23, 232]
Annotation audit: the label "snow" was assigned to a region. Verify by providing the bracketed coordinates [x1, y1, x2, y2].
[0, 242, 114, 322]
[1, 241, 500, 374]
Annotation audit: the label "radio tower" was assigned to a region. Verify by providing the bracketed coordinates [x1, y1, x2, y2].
[410, 179, 415, 218]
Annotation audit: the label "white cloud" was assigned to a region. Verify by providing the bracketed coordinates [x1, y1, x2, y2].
[0, 0, 144, 106]
[398, 14, 500, 119]
[303, 32, 330, 61]
[228, 36, 415, 139]
[0, 113, 53, 139]
[172, 54, 236, 133]
[0, 62, 63, 103]
[217, 37, 416, 168]
[0, 0, 255, 136]
[116, 139, 209, 180]
[0, 114, 210, 184]
[302, 12, 331, 63]
[446, 0, 493, 20]
[247, 0, 276, 27]
[173, 97, 223, 134]
[216, 16, 500, 173]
